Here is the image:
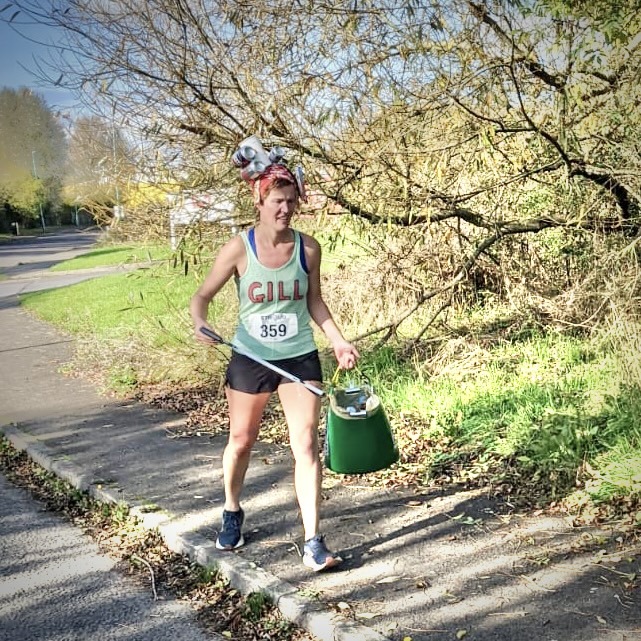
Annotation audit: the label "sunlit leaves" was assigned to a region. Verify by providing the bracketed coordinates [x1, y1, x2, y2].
[0, 87, 67, 218]
[63, 114, 134, 213]
[0, 175, 44, 219]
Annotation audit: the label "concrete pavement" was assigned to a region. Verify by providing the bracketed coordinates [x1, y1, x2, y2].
[0, 473, 214, 641]
[1, 232, 639, 641]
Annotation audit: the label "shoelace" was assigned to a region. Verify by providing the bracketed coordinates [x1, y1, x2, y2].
[223, 511, 242, 530]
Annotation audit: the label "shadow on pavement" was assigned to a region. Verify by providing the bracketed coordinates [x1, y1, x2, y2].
[0, 243, 639, 641]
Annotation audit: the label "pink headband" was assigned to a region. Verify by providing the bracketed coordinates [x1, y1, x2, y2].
[251, 164, 297, 204]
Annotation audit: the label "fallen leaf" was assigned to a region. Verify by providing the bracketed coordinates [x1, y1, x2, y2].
[456, 630, 468, 639]
[337, 601, 351, 610]
[596, 616, 607, 624]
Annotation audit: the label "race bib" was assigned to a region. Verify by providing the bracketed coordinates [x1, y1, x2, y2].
[246, 312, 298, 342]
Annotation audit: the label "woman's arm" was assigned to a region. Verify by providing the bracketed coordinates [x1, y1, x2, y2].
[304, 234, 359, 368]
[190, 235, 245, 343]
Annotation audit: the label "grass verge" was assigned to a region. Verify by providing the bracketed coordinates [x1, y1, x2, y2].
[49, 243, 174, 271]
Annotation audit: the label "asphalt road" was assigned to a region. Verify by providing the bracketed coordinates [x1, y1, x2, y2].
[0, 230, 101, 273]
[0, 229, 115, 298]
[0, 472, 214, 641]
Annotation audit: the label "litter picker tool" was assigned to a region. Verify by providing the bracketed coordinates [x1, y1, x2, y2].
[199, 326, 325, 397]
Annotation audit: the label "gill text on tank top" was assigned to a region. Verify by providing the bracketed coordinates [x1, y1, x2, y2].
[232, 229, 317, 360]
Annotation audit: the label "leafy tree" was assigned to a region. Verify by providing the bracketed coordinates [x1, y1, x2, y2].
[1, 175, 44, 213]
[0, 87, 66, 225]
[62, 114, 136, 224]
[5, 0, 640, 336]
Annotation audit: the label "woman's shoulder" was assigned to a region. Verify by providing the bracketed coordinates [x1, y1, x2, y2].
[217, 233, 246, 261]
[296, 230, 321, 271]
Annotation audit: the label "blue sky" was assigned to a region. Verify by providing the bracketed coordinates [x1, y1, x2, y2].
[0, 15, 78, 113]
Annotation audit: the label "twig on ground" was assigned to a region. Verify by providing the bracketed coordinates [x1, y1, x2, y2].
[263, 540, 302, 556]
[591, 563, 637, 579]
[487, 612, 530, 617]
[614, 594, 632, 609]
[131, 554, 158, 600]
[497, 571, 556, 592]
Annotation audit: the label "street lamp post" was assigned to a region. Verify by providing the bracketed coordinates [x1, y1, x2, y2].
[109, 102, 124, 222]
[31, 151, 46, 233]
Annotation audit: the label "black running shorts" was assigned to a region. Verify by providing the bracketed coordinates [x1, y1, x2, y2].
[225, 350, 323, 394]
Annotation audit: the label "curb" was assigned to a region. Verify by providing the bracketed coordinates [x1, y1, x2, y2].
[1, 263, 144, 281]
[1, 424, 392, 641]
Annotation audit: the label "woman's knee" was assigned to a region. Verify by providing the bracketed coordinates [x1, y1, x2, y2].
[289, 430, 318, 462]
[227, 429, 257, 456]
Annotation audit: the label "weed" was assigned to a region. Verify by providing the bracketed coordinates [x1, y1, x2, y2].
[243, 592, 272, 622]
[138, 503, 161, 513]
[107, 364, 138, 394]
[196, 565, 220, 585]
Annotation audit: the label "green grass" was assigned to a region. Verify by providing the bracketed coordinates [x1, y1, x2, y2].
[50, 244, 174, 271]
[357, 332, 641, 504]
[22, 269, 192, 337]
[21, 252, 229, 388]
[19, 238, 641, 515]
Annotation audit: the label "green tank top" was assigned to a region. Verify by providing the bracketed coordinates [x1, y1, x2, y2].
[233, 229, 317, 360]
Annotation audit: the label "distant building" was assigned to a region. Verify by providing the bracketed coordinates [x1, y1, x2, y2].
[167, 191, 237, 248]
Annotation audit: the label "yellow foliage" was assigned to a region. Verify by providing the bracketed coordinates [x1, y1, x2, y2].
[122, 181, 176, 209]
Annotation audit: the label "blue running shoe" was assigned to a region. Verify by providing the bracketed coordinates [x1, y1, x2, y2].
[302, 534, 342, 572]
[216, 508, 244, 550]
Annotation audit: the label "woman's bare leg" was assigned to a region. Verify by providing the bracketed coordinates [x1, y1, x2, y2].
[277, 381, 322, 539]
[223, 388, 271, 511]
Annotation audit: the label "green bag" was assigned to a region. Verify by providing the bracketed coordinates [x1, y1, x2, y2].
[324, 370, 399, 474]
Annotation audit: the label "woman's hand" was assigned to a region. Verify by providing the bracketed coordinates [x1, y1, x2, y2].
[333, 340, 360, 369]
[194, 323, 222, 345]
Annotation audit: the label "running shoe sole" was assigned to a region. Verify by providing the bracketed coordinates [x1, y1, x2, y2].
[303, 553, 343, 572]
[216, 534, 245, 551]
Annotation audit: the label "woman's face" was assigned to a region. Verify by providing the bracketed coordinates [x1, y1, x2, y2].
[258, 184, 298, 230]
